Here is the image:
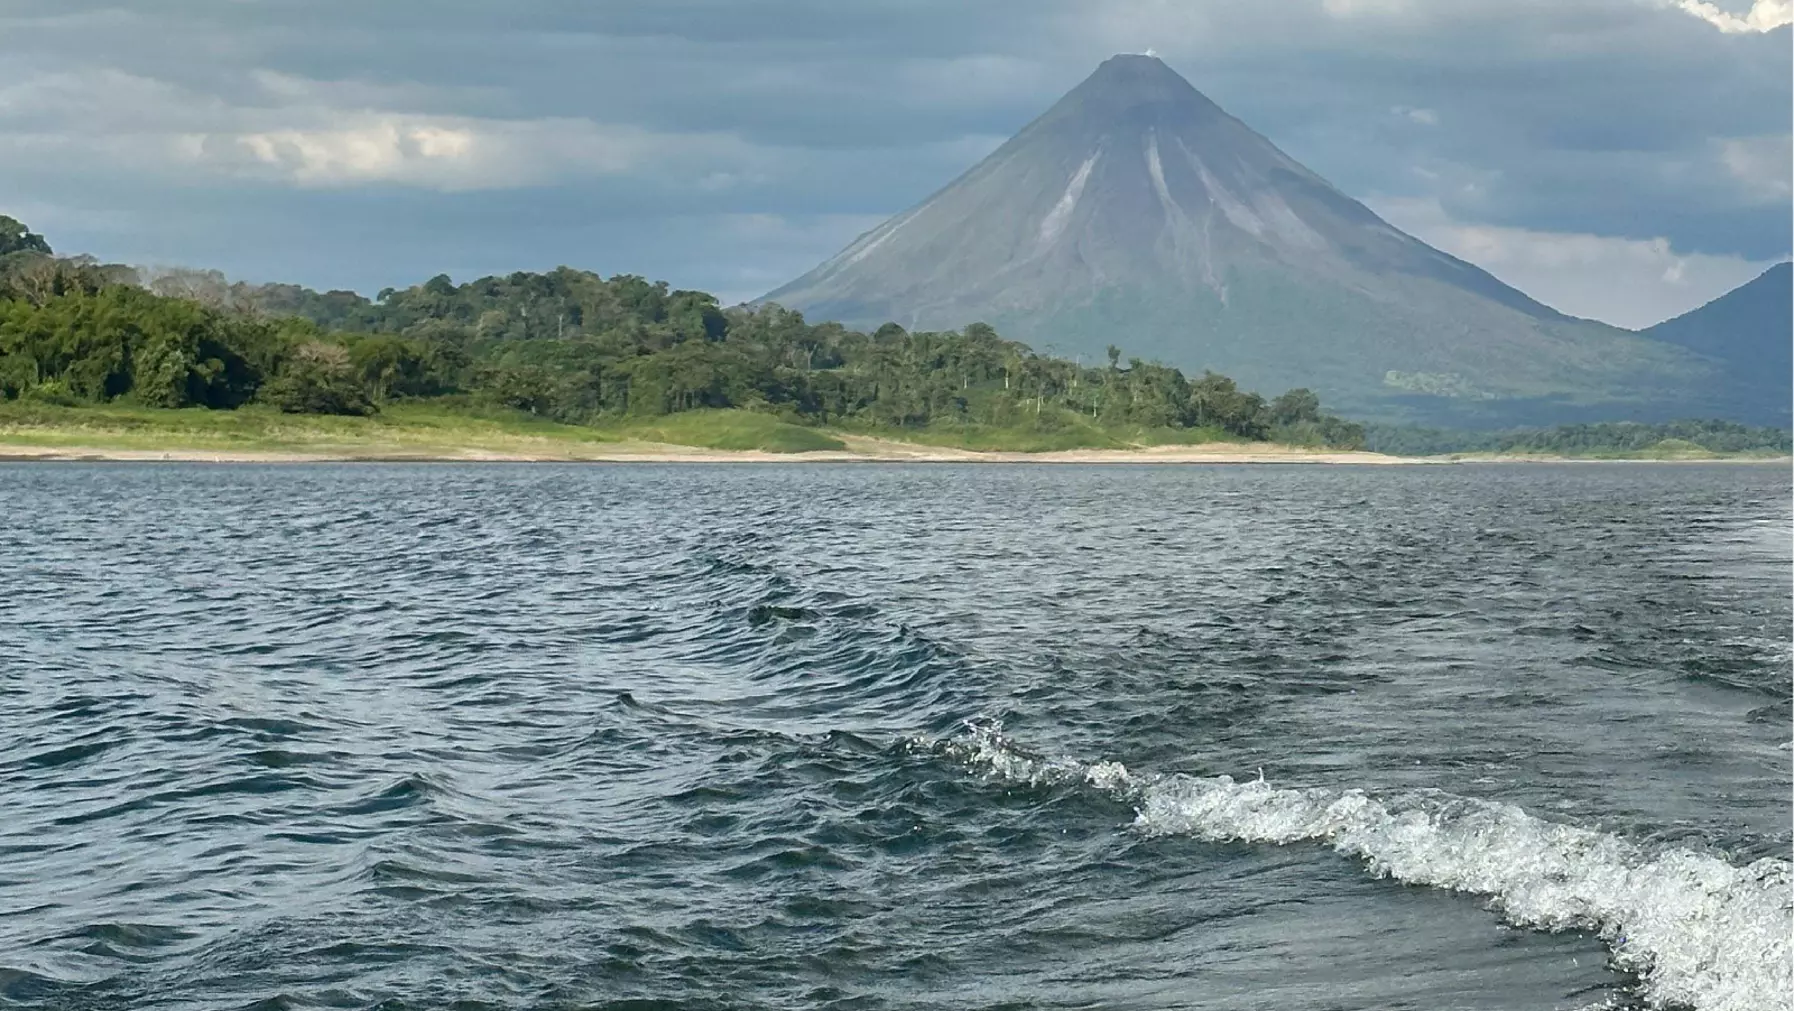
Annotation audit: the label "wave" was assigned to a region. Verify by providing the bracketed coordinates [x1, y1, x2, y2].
[942, 722, 1792, 1011]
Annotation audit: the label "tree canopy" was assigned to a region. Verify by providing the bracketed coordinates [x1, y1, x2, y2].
[0, 215, 1368, 444]
[0, 216, 51, 258]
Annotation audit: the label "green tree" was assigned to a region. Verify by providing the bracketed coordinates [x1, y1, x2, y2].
[261, 342, 374, 415]
[478, 364, 556, 415]
[1269, 388, 1322, 426]
[350, 336, 436, 400]
[0, 216, 51, 257]
[0, 232, 1376, 450]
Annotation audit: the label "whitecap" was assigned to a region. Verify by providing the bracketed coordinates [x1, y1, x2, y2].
[943, 722, 1793, 1011]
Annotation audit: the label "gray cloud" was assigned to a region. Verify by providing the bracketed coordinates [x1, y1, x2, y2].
[0, 0, 1785, 325]
[1673, 0, 1792, 33]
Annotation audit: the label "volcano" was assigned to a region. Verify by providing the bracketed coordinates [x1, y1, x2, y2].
[765, 55, 1773, 425]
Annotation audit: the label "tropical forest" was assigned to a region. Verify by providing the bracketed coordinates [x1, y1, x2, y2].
[2, 214, 1786, 458]
[0, 215, 1366, 452]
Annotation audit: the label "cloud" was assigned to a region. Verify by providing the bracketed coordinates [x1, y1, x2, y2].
[199, 117, 744, 191]
[1309, 0, 1792, 32]
[1373, 196, 1786, 328]
[1719, 134, 1794, 201]
[1671, 0, 1793, 33]
[0, 0, 1785, 304]
[0, 62, 767, 192]
[223, 122, 478, 189]
[1322, 0, 1414, 16]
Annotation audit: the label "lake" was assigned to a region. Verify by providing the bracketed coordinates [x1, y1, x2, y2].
[2, 462, 1788, 1011]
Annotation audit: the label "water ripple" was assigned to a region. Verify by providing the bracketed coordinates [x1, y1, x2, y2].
[1, 462, 1787, 1010]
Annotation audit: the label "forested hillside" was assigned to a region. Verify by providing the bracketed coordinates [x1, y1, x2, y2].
[0, 216, 1366, 448]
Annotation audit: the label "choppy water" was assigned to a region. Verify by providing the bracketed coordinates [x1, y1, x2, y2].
[1, 462, 1789, 1011]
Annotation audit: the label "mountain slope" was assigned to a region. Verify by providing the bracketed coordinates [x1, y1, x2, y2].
[766, 55, 1764, 425]
[1643, 262, 1790, 378]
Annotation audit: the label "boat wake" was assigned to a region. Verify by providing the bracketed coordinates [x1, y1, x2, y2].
[941, 721, 1792, 1011]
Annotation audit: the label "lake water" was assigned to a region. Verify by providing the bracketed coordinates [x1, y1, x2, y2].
[1, 462, 1788, 1011]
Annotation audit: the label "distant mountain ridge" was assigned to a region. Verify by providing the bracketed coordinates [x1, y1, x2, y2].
[1643, 262, 1790, 379]
[766, 55, 1784, 426]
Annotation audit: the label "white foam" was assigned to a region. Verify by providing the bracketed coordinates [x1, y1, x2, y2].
[945, 723, 1793, 1011]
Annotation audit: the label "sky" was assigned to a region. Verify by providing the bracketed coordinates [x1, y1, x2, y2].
[0, 0, 1788, 330]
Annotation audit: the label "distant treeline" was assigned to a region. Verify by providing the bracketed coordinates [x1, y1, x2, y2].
[0, 215, 1365, 447]
[1365, 420, 1792, 457]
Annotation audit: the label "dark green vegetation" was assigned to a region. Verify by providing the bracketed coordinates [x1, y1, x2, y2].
[1365, 419, 1792, 459]
[766, 56, 1789, 428]
[0, 216, 51, 258]
[1642, 263, 1791, 394]
[0, 218, 1365, 452]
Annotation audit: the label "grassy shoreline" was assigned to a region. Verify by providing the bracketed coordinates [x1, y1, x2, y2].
[0, 403, 1785, 464]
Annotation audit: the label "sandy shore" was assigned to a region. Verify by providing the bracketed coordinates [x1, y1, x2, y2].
[0, 435, 1433, 465]
[2, 437, 1783, 465]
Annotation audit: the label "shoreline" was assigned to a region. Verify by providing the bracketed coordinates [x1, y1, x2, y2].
[0, 441, 1427, 465]
[4, 405, 1784, 467]
[1, 439, 1785, 465]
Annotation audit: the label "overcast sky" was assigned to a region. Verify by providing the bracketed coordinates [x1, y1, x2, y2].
[1, 0, 1788, 329]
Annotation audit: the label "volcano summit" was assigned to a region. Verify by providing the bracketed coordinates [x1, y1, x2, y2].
[765, 55, 1779, 425]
